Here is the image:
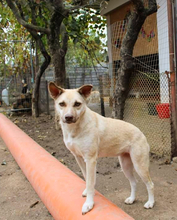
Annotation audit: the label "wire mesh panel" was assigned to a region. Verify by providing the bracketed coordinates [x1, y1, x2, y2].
[110, 16, 172, 157]
[0, 74, 32, 113]
[44, 66, 110, 114]
[0, 40, 33, 113]
[124, 68, 171, 157]
[65, 67, 108, 89]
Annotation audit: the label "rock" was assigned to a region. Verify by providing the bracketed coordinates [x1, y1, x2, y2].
[51, 152, 56, 156]
[172, 157, 177, 163]
[1, 161, 7, 165]
[60, 159, 65, 164]
[167, 181, 172, 185]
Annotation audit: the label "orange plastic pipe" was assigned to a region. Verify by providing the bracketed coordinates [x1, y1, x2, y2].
[0, 113, 134, 220]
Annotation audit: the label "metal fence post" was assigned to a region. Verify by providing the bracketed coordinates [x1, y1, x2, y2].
[46, 80, 50, 115]
[99, 75, 105, 117]
[171, 0, 177, 158]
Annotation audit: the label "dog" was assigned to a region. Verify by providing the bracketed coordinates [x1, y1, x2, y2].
[48, 82, 155, 215]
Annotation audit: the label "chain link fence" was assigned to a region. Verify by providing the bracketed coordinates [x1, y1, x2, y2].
[124, 68, 171, 157]
[0, 40, 33, 114]
[44, 66, 110, 116]
[109, 17, 172, 157]
[44, 57, 172, 158]
[0, 15, 174, 158]
[0, 65, 172, 157]
[0, 74, 32, 113]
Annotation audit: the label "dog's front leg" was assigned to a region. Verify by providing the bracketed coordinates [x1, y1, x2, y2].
[82, 157, 97, 215]
[74, 156, 88, 197]
[75, 155, 86, 179]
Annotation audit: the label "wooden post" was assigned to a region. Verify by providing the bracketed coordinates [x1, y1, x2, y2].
[66, 77, 70, 89]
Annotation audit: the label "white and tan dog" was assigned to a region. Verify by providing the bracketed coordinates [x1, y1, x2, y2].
[48, 82, 155, 215]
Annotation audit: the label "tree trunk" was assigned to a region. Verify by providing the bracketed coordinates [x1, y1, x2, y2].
[114, 0, 157, 120]
[48, 10, 69, 88]
[35, 41, 39, 74]
[48, 9, 69, 129]
[31, 36, 51, 117]
[52, 49, 67, 87]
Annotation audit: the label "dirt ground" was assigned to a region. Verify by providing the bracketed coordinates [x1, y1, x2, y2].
[1, 111, 177, 220]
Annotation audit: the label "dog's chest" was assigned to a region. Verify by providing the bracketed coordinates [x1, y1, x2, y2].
[64, 135, 83, 156]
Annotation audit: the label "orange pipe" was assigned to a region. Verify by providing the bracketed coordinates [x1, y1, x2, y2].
[0, 113, 134, 220]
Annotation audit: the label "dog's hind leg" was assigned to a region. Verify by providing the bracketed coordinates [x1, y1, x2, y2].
[119, 153, 137, 205]
[130, 146, 155, 209]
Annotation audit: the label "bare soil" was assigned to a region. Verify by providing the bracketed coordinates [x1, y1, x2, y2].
[1, 112, 177, 220]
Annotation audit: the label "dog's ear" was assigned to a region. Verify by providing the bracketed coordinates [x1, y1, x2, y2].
[48, 82, 64, 99]
[78, 85, 93, 98]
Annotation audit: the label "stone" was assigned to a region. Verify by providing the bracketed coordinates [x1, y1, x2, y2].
[172, 157, 177, 163]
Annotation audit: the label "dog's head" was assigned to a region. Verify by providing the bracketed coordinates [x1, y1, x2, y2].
[48, 82, 93, 124]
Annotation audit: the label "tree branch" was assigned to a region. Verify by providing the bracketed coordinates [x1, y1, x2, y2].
[6, 0, 50, 35]
[15, 1, 24, 19]
[43, 0, 55, 12]
[61, 24, 68, 53]
[28, 0, 37, 25]
[68, 4, 88, 12]
[131, 0, 144, 12]
[146, 0, 157, 16]
[46, 0, 63, 10]
[131, 0, 157, 16]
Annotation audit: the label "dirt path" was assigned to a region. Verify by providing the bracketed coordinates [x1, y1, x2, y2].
[0, 137, 52, 220]
[0, 114, 177, 220]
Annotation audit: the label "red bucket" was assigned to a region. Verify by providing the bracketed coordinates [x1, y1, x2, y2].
[156, 103, 170, 119]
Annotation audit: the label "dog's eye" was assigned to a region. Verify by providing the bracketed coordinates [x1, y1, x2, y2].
[59, 102, 66, 107]
[74, 102, 81, 107]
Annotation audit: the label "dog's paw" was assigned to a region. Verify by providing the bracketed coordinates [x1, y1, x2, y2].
[82, 201, 94, 215]
[82, 189, 95, 197]
[124, 197, 135, 205]
[144, 201, 154, 209]
[82, 189, 87, 197]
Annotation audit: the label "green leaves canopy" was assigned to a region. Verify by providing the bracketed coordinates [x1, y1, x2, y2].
[0, 0, 107, 78]
[0, 2, 31, 77]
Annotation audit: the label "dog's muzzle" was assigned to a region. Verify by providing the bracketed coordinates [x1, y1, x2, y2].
[64, 115, 76, 124]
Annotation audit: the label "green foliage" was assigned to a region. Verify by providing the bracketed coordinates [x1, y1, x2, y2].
[0, 0, 107, 77]
[0, 1, 31, 78]
[66, 36, 107, 67]
[64, 8, 107, 67]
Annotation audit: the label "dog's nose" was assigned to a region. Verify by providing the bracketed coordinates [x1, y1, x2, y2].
[65, 115, 74, 123]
